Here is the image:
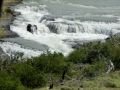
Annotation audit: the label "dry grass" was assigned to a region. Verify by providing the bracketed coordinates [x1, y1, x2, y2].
[3, 0, 21, 4]
[1, 0, 21, 19]
[2, 0, 20, 11]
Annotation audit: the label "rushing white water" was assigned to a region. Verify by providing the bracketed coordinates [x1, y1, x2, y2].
[1, 0, 120, 57]
[0, 42, 44, 58]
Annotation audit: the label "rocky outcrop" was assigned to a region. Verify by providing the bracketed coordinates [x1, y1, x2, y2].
[113, 33, 120, 38]
[0, 4, 21, 60]
[106, 32, 120, 41]
[0, 47, 9, 60]
[0, 12, 21, 38]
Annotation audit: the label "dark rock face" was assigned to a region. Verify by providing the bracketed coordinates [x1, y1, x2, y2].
[4, 29, 19, 38]
[0, 0, 3, 13]
[40, 16, 55, 22]
[27, 24, 32, 33]
[106, 32, 120, 41]
[27, 24, 38, 34]
[2, 24, 19, 38]
[113, 33, 120, 38]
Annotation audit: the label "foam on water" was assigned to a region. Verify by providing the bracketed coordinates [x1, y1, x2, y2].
[0, 42, 43, 58]
[68, 3, 97, 9]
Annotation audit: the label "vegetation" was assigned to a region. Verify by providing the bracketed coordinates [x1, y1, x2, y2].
[0, 37, 120, 90]
[67, 37, 120, 70]
[0, 52, 72, 89]
[0, 0, 21, 19]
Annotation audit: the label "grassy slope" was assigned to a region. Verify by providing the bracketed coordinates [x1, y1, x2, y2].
[2, 0, 21, 9]
[34, 71, 120, 90]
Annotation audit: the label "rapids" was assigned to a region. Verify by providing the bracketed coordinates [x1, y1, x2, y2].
[1, 0, 120, 57]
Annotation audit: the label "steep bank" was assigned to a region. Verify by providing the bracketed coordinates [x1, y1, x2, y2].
[0, 12, 20, 38]
[0, 0, 22, 59]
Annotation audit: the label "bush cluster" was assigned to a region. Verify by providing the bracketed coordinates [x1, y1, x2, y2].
[67, 38, 120, 70]
[0, 37, 120, 89]
[67, 37, 120, 78]
[0, 52, 71, 89]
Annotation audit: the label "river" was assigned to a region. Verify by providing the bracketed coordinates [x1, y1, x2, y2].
[1, 0, 120, 57]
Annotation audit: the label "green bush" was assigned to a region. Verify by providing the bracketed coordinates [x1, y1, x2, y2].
[67, 47, 87, 64]
[0, 70, 25, 90]
[20, 72, 46, 88]
[112, 48, 120, 69]
[83, 61, 106, 78]
[13, 64, 46, 88]
[5, 7, 14, 15]
[32, 52, 70, 74]
[104, 80, 116, 88]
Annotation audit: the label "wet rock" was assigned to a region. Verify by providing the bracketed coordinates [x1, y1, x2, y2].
[113, 33, 120, 38]
[13, 12, 21, 17]
[106, 32, 120, 41]
[4, 29, 19, 38]
[0, 47, 9, 60]
[0, 13, 20, 38]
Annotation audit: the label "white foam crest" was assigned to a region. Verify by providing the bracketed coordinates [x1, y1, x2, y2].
[44, 0, 64, 4]
[58, 33, 108, 40]
[15, 5, 49, 15]
[84, 13, 117, 18]
[100, 6, 120, 9]
[0, 42, 43, 58]
[68, 3, 97, 9]
[43, 18, 120, 35]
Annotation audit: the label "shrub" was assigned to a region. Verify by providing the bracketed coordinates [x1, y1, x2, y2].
[67, 47, 87, 64]
[104, 80, 116, 88]
[32, 52, 70, 74]
[5, 7, 14, 15]
[112, 48, 120, 69]
[83, 61, 106, 78]
[15, 64, 46, 88]
[0, 70, 25, 90]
